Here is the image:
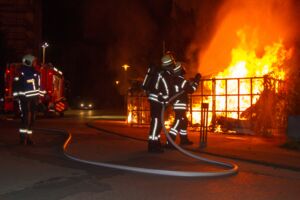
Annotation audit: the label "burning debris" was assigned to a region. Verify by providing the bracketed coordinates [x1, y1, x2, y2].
[240, 76, 286, 135]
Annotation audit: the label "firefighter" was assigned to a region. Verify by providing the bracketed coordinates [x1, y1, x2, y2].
[142, 52, 176, 153]
[166, 62, 201, 148]
[13, 54, 45, 145]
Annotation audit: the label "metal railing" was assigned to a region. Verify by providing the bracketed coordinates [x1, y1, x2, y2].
[127, 76, 285, 133]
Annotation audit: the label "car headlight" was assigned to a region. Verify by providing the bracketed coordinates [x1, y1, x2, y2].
[88, 104, 93, 108]
[80, 103, 84, 107]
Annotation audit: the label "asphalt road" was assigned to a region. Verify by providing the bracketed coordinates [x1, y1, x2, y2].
[0, 110, 300, 200]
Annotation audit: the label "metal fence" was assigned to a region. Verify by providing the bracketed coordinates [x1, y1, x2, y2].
[127, 76, 285, 134]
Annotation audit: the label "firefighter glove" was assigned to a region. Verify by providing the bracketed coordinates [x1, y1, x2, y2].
[194, 73, 202, 83]
[158, 94, 167, 104]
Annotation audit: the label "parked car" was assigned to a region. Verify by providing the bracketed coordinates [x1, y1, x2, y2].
[73, 96, 95, 110]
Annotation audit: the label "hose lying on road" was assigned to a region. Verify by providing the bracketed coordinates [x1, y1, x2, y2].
[161, 104, 238, 176]
[36, 91, 238, 177]
[162, 90, 238, 175]
[37, 127, 238, 177]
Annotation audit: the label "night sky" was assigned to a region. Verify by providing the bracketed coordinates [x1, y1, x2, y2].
[41, 0, 222, 109]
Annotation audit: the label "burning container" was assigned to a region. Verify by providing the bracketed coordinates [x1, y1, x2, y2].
[127, 75, 286, 136]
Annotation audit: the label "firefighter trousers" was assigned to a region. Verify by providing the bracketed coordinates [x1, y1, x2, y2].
[148, 100, 163, 141]
[18, 96, 38, 134]
[169, 110, 188, 138]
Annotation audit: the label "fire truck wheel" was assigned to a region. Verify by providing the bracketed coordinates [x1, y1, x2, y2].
[59, 112, 64, 117]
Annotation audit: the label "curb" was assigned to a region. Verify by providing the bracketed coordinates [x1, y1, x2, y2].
[189, 148, 300, 172]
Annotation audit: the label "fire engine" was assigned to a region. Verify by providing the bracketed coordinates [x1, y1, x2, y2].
[3, 63, 68, 116]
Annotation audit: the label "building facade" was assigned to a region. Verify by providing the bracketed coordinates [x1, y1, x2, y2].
[0, 0, 41, 61]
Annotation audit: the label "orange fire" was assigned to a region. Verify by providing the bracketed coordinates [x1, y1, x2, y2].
[216, 29, 288, 80]
[188, 28, 292, 125]
[190, 0, 296, 127]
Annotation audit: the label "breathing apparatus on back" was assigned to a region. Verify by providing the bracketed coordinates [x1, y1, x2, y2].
[141, 64, 161, 92]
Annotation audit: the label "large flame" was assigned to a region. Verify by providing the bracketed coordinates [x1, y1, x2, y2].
[197, 0, 296, 76]
[215, 29, 290, 80]
[188, 29, 293, 125]
[189, 0, 295, 126]
[211, 29, 291, 119]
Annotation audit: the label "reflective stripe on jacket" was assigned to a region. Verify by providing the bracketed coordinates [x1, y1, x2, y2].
[13, 65, 45, 98]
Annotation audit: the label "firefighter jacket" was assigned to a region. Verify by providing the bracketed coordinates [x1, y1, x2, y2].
[13, 65, 45, 98]
[147, 70, 174, 104]
[173, 75, 199, 110]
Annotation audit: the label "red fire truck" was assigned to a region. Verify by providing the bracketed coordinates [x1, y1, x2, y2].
[3, 63, 68, 116]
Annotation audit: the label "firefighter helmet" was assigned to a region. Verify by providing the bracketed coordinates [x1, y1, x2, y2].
[161, 52, 176, 69]
[173, 62, 186, 75]
[22, 54, 36, 67]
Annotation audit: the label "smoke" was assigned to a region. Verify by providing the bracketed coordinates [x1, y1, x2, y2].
[172, 0, 224, 75]
[187, 0, 300, 76]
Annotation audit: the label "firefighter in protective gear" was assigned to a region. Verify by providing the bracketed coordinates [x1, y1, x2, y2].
[13, 54, 45, 145]
[143, 53, 176, 153]
[166, 62, 201, 147]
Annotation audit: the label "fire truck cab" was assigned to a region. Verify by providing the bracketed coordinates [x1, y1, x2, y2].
[3, 63, 68, 116]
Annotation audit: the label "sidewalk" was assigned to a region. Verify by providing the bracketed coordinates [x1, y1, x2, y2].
[88, 120, 300, 171]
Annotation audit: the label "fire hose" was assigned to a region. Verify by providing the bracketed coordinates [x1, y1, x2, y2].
[37, 91, 239, 177]
[160, 92, 239, 176]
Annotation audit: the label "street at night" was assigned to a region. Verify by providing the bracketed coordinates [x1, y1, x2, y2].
[0, 110, 300, 200]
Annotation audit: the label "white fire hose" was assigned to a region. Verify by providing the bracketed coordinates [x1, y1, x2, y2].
[37, 91, 239, 177]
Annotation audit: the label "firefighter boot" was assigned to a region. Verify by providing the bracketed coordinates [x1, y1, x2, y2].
[165, 134, 176, 149]
[148, 140, 164, 153]
[180, 135, 193, 146]
[148, 140, 155, 152]
[155, 140, 164, 153]
[20, 133, 26, 145]
[26, 134, 34, 145]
